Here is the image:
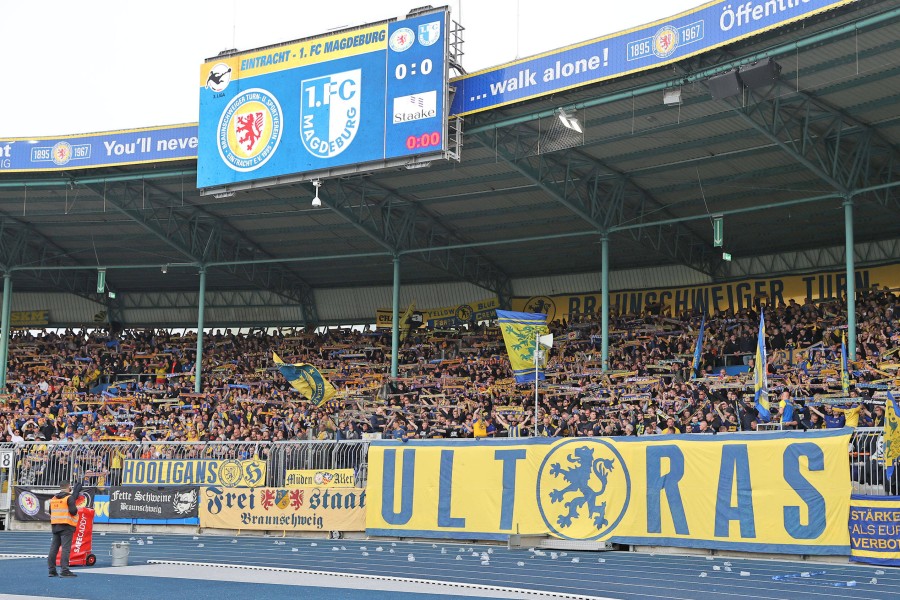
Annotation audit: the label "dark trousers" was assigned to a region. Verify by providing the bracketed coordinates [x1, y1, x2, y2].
[48, 525, 75, 571]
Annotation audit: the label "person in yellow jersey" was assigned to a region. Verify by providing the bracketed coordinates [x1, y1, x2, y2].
[472, 412, 488, 439]
[47, 478, 83, 578]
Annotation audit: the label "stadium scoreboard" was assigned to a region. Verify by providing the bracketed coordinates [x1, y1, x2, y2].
[197, 8, 450, 194]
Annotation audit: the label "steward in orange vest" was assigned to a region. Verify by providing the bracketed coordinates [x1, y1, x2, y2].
[47, 479, 82, 577]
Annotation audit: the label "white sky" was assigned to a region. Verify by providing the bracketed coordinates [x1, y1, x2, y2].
[0, 0, 702, 137]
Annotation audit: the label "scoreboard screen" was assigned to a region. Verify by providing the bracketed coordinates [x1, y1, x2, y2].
[197, 9, 449, 193]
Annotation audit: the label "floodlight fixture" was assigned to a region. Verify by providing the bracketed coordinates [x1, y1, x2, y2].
[663, 88, 682, 105]
[557, 108, 583, 133]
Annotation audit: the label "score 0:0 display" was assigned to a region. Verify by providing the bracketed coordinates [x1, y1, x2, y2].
[405, 131, 441, 150]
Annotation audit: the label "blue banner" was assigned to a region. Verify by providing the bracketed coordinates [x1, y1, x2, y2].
[0, 124, 198, 172]
[849, 495, 900, 566]
[449, 0, 856, 116]
[197, 10, 448, 190]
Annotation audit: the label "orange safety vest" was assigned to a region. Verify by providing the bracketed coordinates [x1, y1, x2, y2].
[49, 495, 78, 527]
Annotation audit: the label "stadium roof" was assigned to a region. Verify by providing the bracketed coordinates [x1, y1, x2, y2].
[1, 0, 898, 324]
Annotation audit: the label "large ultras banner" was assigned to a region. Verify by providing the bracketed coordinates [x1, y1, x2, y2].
[367, 429, 852, 554]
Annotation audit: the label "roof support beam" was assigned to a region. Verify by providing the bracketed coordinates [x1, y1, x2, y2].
[317, 178, 514, 306]
[471, 127, 717, 275]
[79, 179, 321, 325]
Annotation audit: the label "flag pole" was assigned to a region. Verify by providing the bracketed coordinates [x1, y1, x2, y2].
[534, 331, 539, 437]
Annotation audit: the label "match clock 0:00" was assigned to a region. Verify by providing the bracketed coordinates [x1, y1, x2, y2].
[405, 131, 441, 151]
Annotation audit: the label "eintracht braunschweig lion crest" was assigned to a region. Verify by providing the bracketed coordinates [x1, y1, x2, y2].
[537, 439, 631, 540]
[300, 69, 361, 159]
[217, 88, 283, 172]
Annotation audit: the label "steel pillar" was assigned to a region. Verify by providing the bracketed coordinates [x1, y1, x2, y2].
[844, 197, 856, 359]
[391, 256, 400, 378]
[0, 273, 11, 389]
[601, 235, 610, 373]
[195, 267, 207, 394]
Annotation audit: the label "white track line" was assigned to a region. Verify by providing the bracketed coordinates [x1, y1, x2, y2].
[139, 560, 619, 600]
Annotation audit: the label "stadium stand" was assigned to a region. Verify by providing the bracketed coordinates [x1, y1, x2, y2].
[1, 285, 895, 447]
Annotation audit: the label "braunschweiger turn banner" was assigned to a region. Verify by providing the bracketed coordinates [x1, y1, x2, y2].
[849, 495, 900, 566]
[122, 459, 266, 487]
[512, 264, 900, 320]
[366, 429, 852, 554]
[199, 486, 366, 532]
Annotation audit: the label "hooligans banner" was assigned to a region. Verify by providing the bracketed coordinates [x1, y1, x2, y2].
[122, 459, 266, 487]
[849, 495, 900, 566]
[366, 429, 852, 554]
[199, 486, 366, 532]
[108, 486, 199, 520]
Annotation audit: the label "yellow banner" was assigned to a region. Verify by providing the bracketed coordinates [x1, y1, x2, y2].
[199, 24, 387, 86]
[366, 429, 851, 554]
[376, 297, 499, 329]
[285, 469, 356, 488]
[513, 264, 900, 320]
[199, 486, 365, 531]
[122, 459, 266, 487]
[11, 310, 49, 326]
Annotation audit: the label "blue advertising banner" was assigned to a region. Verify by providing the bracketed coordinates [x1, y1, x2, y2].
[197, 9, 448, 190]
[849, 495, 900, 566]
[448, 0, 857, 116]
[0, 124, 198, 172]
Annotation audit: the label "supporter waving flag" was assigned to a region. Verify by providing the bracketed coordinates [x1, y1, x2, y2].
[691, 317, 705, 380]
[841, 332, 850, 395]
[754, 310, 770, 421]
[497, 310, 549, 384]
[884, 391, 900, 478]
[272, 352, 335, 407]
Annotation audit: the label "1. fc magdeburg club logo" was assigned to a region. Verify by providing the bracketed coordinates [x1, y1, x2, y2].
[300, 69, 361, 159]
[217, 88, 283, 171]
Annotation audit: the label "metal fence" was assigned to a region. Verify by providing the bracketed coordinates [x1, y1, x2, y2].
[11, 441, 270, 488]
[2, 431, 895, 497]
[850, 427, 898, 496]
[6, 440, 368, 490]
[266, 441, 369, 487]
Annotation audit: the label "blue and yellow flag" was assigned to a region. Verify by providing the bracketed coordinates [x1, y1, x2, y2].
[841, 332, 850, 395]
[754, 310, 770, 421]
[691, 317, 705, 380]
[885, 391, 900, 478]
[497, 310, 549, 384]
[272, 352, 335, 407]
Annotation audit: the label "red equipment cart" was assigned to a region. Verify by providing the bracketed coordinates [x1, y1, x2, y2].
[56, 507, 97, 567]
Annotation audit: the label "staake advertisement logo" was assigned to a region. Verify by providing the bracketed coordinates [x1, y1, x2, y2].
[392, 90, 437, 124]
[389, 27, 415, 52]
[300, 69, 360, 159]
[217, 88, 283, 172]
[206, 63, 232, 92]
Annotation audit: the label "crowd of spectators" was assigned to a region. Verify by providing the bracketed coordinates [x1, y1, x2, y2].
[0, 287, 897, 448]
